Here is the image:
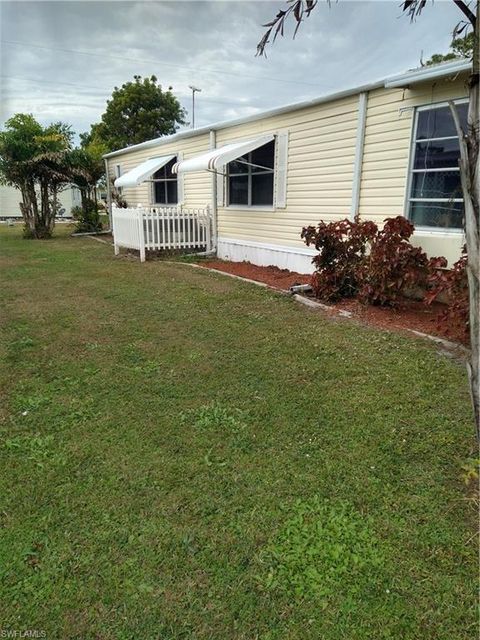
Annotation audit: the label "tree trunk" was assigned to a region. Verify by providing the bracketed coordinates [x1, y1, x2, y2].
[22, 181, 40, 238]
[19, 181, 35, 235]
[465, 4, 479, 438]
[47, 184, 57, 234]
[465, 78, 480, 437]
[449, 5, 480, 437]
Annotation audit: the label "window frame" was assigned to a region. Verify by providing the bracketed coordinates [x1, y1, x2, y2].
[150, 156, 178, 206]
[404, 98, 468, 235]
[226, 139, 276, 210]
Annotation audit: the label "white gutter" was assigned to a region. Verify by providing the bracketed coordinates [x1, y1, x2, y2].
[350, 92, 368, 221]
[103, 78, 385, 159]
[209, 129, 217, 252]
[103, 60, 471, 161]
[384, 59, 471, 88]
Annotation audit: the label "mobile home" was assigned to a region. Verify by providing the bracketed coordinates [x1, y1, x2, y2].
[105, 60, 470, 271]
[0, 184, 82, 220]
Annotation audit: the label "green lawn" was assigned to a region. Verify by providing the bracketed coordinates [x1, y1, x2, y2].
[0, 226, 476, 639]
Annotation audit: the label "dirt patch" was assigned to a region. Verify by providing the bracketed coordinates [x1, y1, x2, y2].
[198, 259, 467, 346]
[202, 260, 310, 290]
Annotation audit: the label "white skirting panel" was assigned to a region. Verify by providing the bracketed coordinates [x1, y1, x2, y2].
[217, 237, 317, 274]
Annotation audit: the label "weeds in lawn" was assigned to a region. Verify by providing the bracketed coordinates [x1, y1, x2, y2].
[258, 497, 385, 600]
[460, 458, 479, 487]
[180, 402, 245, 431]
[4, 434, 58, 468]
[181, 402, 254, 454]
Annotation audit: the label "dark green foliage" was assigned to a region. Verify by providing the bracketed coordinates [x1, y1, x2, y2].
[81, 75, 187, 152]
[0, 114, 74, 238]
[425, 32, 474, 66]
[72, 200, 102, 233]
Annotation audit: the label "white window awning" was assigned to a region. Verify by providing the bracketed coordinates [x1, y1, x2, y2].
[114, 155, 175, 188]
[172, 135, 275, 174]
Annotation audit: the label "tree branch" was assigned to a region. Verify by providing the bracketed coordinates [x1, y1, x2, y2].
[452, 0, 477, 27]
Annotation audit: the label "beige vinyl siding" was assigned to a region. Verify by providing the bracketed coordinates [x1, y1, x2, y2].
[107, 133, 211, 208]
[358, 77, 468, 220]
[216, 94, 360, 247]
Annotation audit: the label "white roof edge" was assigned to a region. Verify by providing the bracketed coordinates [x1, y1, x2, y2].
[103, 78, 384, 159]
[384, 59, 471, 88]
[104, 60, 471, 160]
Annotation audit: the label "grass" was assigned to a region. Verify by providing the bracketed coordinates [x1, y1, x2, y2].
[0, 225, 477, 639]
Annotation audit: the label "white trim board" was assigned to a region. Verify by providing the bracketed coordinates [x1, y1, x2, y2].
[217, 237, 316, 274]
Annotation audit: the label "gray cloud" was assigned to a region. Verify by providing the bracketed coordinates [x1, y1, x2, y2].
[0, 0, 463, 142]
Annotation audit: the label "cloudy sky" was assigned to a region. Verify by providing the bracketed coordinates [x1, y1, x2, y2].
[0, 0, 464, 143]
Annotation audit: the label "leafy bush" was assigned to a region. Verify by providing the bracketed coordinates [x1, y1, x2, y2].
[359, 217, 431, 306]
[72, 198, 102, 233]
[303, 216, 441, 307]
[301, 218, 377, 301]
[426, 247, 469, 339]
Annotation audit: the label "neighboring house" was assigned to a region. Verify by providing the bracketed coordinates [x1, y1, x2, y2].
[104, 60, 471, 272]
[0, 184, 82, 220]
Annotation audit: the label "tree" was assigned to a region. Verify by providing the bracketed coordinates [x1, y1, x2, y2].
[425, 31, 474, 65]
[0, 114, 74, 238]
[257, 0, 480, 436]
[81, 75, 187, 152]
[68, 140, 107, 232]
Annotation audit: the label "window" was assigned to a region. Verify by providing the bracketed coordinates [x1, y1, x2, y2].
[227, 140, 275, 207]
[408, 101, 468, 229]
[153, 157, 177, 205]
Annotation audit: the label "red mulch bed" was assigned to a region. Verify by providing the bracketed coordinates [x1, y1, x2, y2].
[202, 260, 310, 290]
[200, 259, 468, 346]
[329, 298, 467, 345]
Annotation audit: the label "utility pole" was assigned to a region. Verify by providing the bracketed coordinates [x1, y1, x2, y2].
[189, 85, 201, 129]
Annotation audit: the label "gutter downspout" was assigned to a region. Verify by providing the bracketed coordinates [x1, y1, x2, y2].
[350, 91, 368, 221]
[104, 157, 112, 232]
[209, 129, 218, 252]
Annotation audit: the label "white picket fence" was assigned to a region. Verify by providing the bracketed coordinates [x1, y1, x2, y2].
[112, 205, 213, 262]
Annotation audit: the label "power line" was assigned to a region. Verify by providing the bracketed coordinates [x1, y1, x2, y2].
[0, 39, 326, 88]
[0, 74, 257, 108]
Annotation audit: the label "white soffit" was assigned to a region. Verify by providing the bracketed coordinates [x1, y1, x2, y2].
[114, 155, 175, 188]
[172, 135, 275, 174]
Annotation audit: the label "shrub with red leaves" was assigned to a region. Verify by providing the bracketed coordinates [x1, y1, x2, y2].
[426, 247, 469, 339]
[301, 217, 377, 301]
[359, 217, 431, 307]
[302, 215, 448, 308]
